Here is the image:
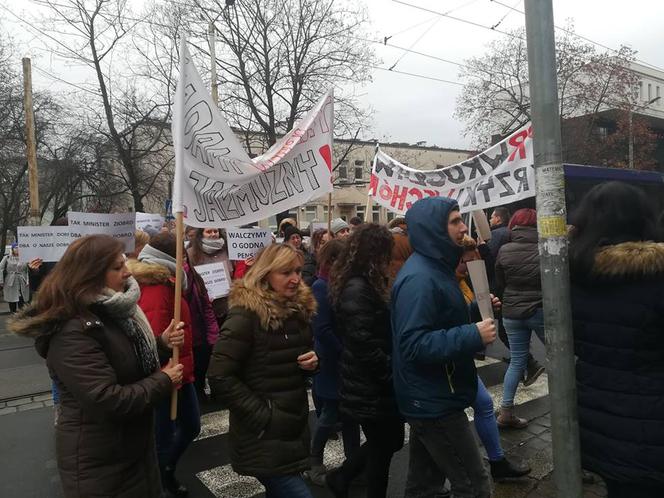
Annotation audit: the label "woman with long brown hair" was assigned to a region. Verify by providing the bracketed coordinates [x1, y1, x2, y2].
[325, 224, 404, 498]
[10, 234, 184, 498]
[207, 243, 318, 498]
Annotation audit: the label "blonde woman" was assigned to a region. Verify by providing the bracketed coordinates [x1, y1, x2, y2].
[207, 244, 318, 498]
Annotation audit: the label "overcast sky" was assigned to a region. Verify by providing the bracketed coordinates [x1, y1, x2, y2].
[3, 0, 664, 150]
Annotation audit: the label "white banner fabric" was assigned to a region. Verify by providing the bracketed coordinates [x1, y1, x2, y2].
[68, 211, 136, 252]
[195, 262, 231, 299]
[172, 41, 334, 228]
[135, 212, 165, 232]
[226, 228, 273, 261]
[17, 226, 72, 263]
[369, 123, 535, 214]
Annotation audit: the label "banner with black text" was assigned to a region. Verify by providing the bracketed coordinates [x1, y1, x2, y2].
[369, 123, 535, 214]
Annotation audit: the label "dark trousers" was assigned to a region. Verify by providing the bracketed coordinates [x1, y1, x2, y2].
[311, 398, 360, 460]
[257, 474, 313, 498]
[604, 478, 662, 498]
[192, 343, 212, 397]
[8, 296, 25, 313]
[406, 412, 491, 498]
[334, 417, 405, 498]
[155, 383, 201, 470]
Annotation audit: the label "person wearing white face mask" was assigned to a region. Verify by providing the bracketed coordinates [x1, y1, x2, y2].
[187, 228, 234, 326]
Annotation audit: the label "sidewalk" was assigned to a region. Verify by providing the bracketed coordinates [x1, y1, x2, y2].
[494, 412, 606, 497]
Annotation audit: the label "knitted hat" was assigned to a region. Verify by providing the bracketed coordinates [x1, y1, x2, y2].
[283, 225, 303, 242]
[10, 242, 18, 249]
[330, 218, 349, 235]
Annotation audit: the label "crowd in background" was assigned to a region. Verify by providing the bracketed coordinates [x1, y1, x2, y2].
[6, 181, 664, 498]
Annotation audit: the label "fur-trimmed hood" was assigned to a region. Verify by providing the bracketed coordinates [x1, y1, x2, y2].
[229, 279, 316, 330]
[127, 259, 173, 286]
[592, 241, 664, 280]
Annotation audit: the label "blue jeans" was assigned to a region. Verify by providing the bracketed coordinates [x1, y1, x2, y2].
[502, 308, 545, 408]
[310, 398, 360, 460]
[257, 475, 313, 498]
[155, 382, 201, 470]
[473, 377, 503, 461]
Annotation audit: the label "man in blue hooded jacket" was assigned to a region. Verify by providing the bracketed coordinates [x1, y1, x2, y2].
[392, 196, 497, 498]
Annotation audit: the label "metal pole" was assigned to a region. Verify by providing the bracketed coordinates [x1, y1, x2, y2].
[524, 1, 583, 497]
[209, 22, 219, 106]
[628, 108, 634, 169]
[22, 58, 40, 226]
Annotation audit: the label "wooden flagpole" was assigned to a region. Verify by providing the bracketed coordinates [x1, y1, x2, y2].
[327, 192, 333, 232]
[170, 211, 184, 420]
[365, 142, 379, 223]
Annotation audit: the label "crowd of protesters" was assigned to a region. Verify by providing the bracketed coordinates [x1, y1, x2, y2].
[6, 181, 664, 498]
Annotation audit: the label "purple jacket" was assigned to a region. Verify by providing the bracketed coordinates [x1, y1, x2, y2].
[185, 262, 220, 347]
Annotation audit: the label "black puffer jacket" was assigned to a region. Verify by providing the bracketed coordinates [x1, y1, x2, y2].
[571, 241, 664, 486]
[494, 226, 542, 319]
[335, 276, 400, 421]
[207, 280, 316, 477]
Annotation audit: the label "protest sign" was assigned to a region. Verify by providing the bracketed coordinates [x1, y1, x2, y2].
[472, 210, 492, 241]
[17, 226, 72, 263]
[226, 228, 272, 260]
[195, 262, 230, 299]
[172, 43, 334, 228]
[135, 212, 165, 233]
[369, 123, 535, 214]
[68, 211, 136, 252]
[467, 260, 494, 321]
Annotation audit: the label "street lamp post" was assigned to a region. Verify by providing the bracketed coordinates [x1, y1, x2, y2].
[629, 95, 661, 169]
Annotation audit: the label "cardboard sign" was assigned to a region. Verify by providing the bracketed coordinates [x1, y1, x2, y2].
[17, 226, 72, 263]
[226, 228, 272, 260]
[195, 262, 230, 299]
[135, 212, 165, 233]
[467, 260, 494, 320]
[68, 211, 136, 252]
[471, 210, 492, 242]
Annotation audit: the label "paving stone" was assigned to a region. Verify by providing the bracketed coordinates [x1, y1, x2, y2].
[32, 394, 53, 402]
[6, 397, 32, 407]
[526, 423, 548, 435]
[524, 437, 551, 451]
[0, 406, 17, 415]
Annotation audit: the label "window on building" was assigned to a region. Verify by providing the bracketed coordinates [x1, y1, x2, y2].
[355, 206, 365, 221]
[648, 83, 652, 101]
[354, 167, 363, 180]
[639, 81, 643, 100]
[304, 205, 317, 223]
[354, 160, 364, 166]
[338, 165, 347, 179]
[387, 211, 396, 222]
[372, 206, 380, 223]
[658, 86, 661, 103]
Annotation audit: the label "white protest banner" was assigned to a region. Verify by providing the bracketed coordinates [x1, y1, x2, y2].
[467, 260, 494, 321]
[226, 228, 272, 261]
[172, 41, 334, 228]
[472, 210, 492, 241]
[17, 226, 72, 263]
[68, 211, 136, 252]
[369, 123, 534, 214]
[195, 262, 231, 299]
[135, 212, 165, 232]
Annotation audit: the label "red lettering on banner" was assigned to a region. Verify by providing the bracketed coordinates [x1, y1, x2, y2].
[405, 188, 423, 209]
[379, 181, 392, 201]
[391, 185, 409, 211]
[369, 174, 378, 196]
[508, 126, 533, 162]
[423, 189, 439, 197]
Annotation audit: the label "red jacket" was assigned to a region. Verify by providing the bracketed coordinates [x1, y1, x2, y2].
[128, 260, 195, 385]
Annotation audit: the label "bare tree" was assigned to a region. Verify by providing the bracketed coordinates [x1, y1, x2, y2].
[455, 22, 640, 161]
[37, 0, 177, 212]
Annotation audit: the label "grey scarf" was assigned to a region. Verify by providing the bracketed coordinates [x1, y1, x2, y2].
[201, 238, 225, 255]
[138, 244, 188, 290]
[93, 277, 160, 377]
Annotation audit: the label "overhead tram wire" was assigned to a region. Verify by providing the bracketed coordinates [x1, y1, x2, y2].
[489, 0, 664, 73]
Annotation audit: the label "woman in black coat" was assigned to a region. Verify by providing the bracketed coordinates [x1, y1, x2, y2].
[569, 182, 664, 498]
[326, 224, 403, 498]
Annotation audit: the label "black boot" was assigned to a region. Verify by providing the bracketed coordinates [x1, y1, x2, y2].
[162, 466, 188, 497]
[490, 456, 531, 480]
[523, 355, 545, 387]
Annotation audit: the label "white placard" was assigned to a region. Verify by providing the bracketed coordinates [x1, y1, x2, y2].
[310, 222, 329, 233]
[226, 228, 273, 260]
[135, 212, 164, 232]
[467, 260, 494, 320]
[471, 210, 492, 242]
[17, 226, 72, 263]
[68, 211, 136, 252]
[195, 262, 230, 299]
